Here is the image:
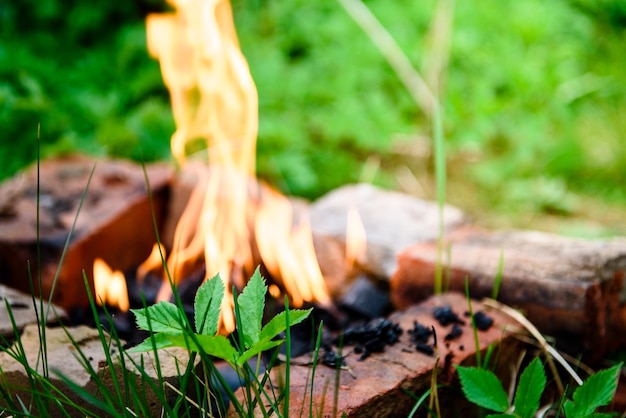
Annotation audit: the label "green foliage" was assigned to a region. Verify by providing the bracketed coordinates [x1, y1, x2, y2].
[4, 0, 626, 223]
[563, 363, 622, 418]
[512, 358, 546, 418]
[131, 267, 312, 369]
[456, 365, 510, 413]
[457, 358, 622, 417]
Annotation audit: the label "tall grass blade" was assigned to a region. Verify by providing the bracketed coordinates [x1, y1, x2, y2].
[309, 321, 324, 418]
[283, 296, 291, 417]
[433, 105, 446, 295]
[491, 250, 504, 300]
[465, 277, 481, 368]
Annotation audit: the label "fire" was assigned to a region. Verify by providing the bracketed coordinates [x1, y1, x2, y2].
[345, 207, 367, 271]
[93, 258, 130, 312]
[136, 243, 167, 283]
[145, 0, 331, 331]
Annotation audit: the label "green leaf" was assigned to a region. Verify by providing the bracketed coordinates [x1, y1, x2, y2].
[128, 333, 177, 353]
[131, 301, 186, 333]
[237, 340, 285, 367]
[258, 308, 313, 343]
[456, 365, 509, 412]
[185, 334, 239, 364]
[513, 357, 546, 418]
[237, 267, 267, 348]
[194, 274, 224, 336]
[486, 415, 516, 418]
[567, 363, 622, 417]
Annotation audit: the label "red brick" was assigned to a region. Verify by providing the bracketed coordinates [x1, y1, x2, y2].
[0, 156, 172, 310]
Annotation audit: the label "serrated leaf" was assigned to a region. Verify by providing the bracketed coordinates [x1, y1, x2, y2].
[131, 301, 186, 333]
[456, 365, 509, 412]
[194, 274, 224, 336]
[182, 334, 239, 364]
[258, 308, 312, 343]
[128, 333, 177, 353]
[237, 267, 267, 348]
[514, 357, 546, 418]
[568, 363, 622, 417]
[237, 340, 285, 367]
[563, 400, 575, 418]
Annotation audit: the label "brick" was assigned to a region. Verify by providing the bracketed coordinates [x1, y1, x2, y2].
[0, 156, 172, 310]
[0, 323, 193, 417]
[229, 292, 524, 417]
[0, 284, 66, 337]
[391, 226, 626, 361]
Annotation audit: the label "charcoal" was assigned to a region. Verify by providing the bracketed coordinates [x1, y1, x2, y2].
[473, 311, 494, 331]
[339, 276, 390, 319]
[321, 346, 346, 368]
[415, 342, 435, 356]
[432, 305, 464, 326]
[337, 317, 403, 361]
[444, 324, 463, 341]
[407, 321, 432, 344]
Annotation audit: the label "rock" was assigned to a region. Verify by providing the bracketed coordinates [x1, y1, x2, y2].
[391, 226, 626, 361]
[309, 184, 466, 297]
[0, 323, 195, 417]
[0, 284, 66, 337]
[229, 292, 524, 417]
[0, 156, 172, 310]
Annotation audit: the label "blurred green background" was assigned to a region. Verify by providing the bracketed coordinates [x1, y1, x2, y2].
[1, 0, 625, 235]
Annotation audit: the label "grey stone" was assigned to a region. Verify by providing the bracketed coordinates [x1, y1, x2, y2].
[309, 183, 466, 280]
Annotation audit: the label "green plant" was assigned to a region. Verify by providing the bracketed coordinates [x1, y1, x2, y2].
[130, 267, 312, 416]
[130, 268, 311, 371]
[456, 357, 623, 417]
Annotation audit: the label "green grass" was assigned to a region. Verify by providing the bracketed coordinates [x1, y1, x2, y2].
[2, 0, 626, 235]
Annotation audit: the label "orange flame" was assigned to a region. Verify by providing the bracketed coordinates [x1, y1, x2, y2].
[136, 243, 167, 283]
[345, 207, 367, 270]
[93, 258, 130, 312]
[146, 0, 330, 331]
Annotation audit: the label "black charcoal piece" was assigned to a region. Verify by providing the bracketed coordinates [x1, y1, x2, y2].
[473, 311, 494, 331]
[339, 276, 390, 319]
[415, 342, 435, 356]
[336, 317, 403, 360]
[444, 324, 463, 341]
[408, 321, 433, 344]
[321, 346, 346, 368]
[432, 305, 464, 326]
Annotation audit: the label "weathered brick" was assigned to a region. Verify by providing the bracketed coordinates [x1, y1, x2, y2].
[391, 226, 626, 360]
[230, 292, 524, 417]
[0, 156, 172, 310]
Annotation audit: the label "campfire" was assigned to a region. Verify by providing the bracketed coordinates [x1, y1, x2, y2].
[93, 0, 335, 332]
[2, 1, 626, 416]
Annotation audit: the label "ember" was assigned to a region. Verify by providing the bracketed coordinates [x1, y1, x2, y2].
[337, 317, 403, 361]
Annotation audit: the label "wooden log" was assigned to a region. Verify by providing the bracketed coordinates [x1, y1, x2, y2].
[0, 156, 172, 310]
[391, 226, 626, 361]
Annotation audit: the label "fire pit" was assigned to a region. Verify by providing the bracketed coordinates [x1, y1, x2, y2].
[1, 0, 626, 415]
